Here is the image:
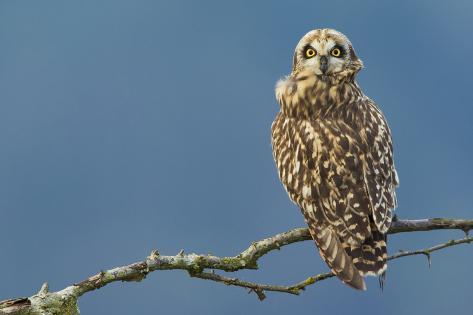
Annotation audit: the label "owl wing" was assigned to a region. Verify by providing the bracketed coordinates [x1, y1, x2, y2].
[356, 98, 399, 234]
[282, 98, 398, 240]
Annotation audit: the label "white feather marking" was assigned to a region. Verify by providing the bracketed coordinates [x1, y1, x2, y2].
[302, 185, 311, 198]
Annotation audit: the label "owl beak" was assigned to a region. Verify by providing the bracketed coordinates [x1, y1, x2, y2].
[320, 55, 329, 74]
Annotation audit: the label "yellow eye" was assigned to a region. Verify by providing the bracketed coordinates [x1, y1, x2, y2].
[305, 48, 316, 58]
[331, 48, 342, 57]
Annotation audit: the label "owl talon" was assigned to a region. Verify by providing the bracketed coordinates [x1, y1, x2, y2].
[378, 271, 386, 291]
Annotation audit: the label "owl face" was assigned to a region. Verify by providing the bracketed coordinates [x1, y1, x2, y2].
[292, 29, 362, 76]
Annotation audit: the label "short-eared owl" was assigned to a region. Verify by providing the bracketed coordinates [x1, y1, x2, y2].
[271, 29, 398, 290]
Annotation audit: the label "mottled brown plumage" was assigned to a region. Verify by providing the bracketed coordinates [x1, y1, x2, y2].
[271, 29, 398, 290]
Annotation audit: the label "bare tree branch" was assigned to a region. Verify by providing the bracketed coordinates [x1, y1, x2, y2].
[388, 217, 473, 235]
[189, 234, 473, 300]
[287, 235, 473, 294]
[1, 218, 472, 314]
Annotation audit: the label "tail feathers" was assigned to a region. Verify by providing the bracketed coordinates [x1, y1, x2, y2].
[309, 226, 366, 290]
[345, 227, 387, 276]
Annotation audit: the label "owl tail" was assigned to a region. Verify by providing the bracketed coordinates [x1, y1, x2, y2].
[308, 225, 367, 290]
[345, 224, 388, 277]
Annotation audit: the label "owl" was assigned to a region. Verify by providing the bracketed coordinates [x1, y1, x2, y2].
[271, 29, 399, 290]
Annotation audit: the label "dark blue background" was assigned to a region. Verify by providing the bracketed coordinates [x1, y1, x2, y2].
[1, 1, 472, 314]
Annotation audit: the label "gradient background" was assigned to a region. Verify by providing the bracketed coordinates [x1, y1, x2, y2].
[1, 1, 472, 314]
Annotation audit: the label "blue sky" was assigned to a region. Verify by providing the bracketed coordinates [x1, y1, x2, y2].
[0, 1, 472, 314]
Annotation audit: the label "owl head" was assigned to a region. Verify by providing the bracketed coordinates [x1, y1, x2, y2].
[291, 29, 363, 77]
